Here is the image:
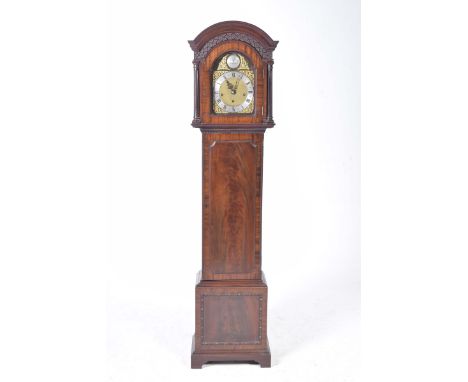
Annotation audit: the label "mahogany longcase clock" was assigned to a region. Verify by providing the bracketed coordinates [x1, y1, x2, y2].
[189, 21, 278, 369]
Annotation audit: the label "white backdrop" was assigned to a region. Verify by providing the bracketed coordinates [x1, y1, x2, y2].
[108, 0, 359, 381]
[0, 0, 359, 381]
[3, 2, 468, 382]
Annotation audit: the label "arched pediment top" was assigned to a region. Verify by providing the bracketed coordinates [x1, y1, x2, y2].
[189, 21, 278, 63]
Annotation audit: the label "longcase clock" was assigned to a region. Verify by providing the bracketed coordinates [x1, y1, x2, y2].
[189, 21, 278, 369]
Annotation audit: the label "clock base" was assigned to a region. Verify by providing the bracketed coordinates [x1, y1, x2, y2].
[191, 335, 271, 369]
[191, 272, 271, 368]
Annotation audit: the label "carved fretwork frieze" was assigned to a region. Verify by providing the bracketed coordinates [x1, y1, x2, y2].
[194, 33, 273, 62]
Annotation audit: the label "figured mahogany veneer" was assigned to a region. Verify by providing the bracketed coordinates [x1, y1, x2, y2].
[202, 133, 263, 280]
[189, 21, 277, 369]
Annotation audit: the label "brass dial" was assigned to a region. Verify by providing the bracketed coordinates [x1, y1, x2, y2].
[212, 52, 254, 114]
[213, 71, 254, 113]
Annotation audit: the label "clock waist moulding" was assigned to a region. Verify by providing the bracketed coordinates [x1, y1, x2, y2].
[189, 21, 278, 369]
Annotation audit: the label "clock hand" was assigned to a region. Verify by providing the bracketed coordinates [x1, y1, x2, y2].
[226, 80, 236, 95]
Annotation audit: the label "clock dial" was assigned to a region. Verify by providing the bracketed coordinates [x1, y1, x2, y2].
[226, 54, 240, 69]
[212, 52, 254, 114]
[214, 71, 254, 113]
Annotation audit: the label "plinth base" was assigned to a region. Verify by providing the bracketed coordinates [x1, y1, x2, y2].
[191, 272, 271, 368]
[191, 335, 271, 368]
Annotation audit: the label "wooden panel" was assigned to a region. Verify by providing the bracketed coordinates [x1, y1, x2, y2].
[209, 140, 256, 275]
[202, 294, 261, 345]
[194, 281, 268, 352]
[202, 133, 263, 280]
